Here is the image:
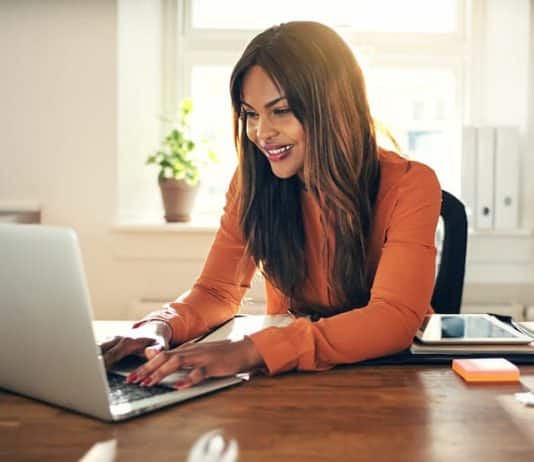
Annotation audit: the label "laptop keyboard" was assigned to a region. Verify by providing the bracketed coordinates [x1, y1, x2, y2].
[107, 373, 175, 406]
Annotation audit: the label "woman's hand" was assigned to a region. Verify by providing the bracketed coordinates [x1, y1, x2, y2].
[99, 321, 172, 369]
[125, 337, 264, 390]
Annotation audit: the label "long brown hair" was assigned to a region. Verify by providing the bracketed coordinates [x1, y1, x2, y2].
[230, 22, 380, 314]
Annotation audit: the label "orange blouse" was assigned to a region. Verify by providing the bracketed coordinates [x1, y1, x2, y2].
[136, 149, 441, 375]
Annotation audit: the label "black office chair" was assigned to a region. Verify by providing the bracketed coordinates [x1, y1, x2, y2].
[431, 191, 468, 314]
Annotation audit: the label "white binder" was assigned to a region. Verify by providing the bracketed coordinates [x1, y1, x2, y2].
[494, 127, 520, 230]
[475, 127, 495, 230]
[461, 126, 477, 228]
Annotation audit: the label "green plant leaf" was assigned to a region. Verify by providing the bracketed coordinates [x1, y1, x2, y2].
[208, 149, 218, 163]
[148, 97, 218, 182]
[185, 170, 200, 186]
[181, 98, 193, 115]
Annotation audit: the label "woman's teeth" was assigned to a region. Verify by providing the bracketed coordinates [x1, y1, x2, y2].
[268, 145, 292, 155]
[266, 145, 293, 160]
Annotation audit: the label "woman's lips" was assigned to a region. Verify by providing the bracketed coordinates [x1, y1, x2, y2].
[263, 144, 293, 162]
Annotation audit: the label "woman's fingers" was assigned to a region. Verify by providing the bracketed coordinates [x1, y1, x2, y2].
[99, 325, 172, 370]
[103, 337, 154, 369]
[144, 344, 164, 359]
[98, 336, 121, 354]
[174, 367, 206, 390]
[125, 339, 262, 388]
[142, 355, 192, 387]
[127, 349, 187, 385]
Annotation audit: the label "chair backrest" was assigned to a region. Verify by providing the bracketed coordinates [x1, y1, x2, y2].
[431, 191, 468, 314]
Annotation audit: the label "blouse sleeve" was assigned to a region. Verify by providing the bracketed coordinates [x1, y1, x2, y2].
[133, 174, 257, 345]
[248, 163, 442, 375]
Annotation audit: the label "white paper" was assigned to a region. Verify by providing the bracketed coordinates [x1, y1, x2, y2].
[199, 314, 294, 343]
[515, 392, 534, 407]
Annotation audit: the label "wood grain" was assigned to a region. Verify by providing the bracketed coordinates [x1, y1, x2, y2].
[2, 364, 534, 461]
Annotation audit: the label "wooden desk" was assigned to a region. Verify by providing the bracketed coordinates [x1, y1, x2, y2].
[2, 323, 534, 461]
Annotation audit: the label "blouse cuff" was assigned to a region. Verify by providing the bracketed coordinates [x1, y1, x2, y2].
[132, 310, 187, 345]
[248, 326, 299, 375]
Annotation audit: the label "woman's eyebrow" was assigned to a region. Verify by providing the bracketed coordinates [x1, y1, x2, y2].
[240, 96, 288, 110]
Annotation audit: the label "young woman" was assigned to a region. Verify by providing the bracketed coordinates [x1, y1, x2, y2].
[101, 21, 441, 389]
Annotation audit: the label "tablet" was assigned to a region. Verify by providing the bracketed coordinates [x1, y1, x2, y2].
[415, 314, 533, 344]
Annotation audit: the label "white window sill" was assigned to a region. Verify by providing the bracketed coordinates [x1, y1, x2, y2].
[112, 220, 533, 237]
[112, 215, 219, 234]
[0, 201, 41, 212]
[0, 201, 41, 224]
[110, 217, 534, 284]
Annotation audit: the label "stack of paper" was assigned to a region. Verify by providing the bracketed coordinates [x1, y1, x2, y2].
[199, 314, 294, 343]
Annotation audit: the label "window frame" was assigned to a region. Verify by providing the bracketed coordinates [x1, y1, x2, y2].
[161, 0, 470, 217]
[171, 0, 468, 97]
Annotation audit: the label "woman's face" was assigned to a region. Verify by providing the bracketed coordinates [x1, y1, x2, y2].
[241, 65, 306, 179]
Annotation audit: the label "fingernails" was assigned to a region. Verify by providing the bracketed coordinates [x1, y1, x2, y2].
[141, 377, 152, 387]
[126, 373, 137, 383]
[174, 380, 190, 390]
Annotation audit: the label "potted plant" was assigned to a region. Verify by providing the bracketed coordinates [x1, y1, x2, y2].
[146, 98, 217, 222]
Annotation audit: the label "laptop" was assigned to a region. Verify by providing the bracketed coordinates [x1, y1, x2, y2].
[0, 224, 242, 421]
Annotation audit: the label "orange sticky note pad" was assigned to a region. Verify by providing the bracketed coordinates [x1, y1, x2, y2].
[452, 358, 520, 382]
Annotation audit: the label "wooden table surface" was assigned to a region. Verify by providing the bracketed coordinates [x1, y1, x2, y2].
[1, 323, 534, 461]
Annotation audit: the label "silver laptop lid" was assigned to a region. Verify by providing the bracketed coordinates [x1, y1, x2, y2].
[0, 224, 112, 420]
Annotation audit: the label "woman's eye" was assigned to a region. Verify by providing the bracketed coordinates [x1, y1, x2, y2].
[242, 110, 258, 119]
[273, 107, 291, 115]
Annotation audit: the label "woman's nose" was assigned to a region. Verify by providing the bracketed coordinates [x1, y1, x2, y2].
[256, 116, 278, 141]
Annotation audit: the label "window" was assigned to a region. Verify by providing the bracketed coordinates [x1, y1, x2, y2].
[191, 0, 458, 33]
[121, 0, 466, 222]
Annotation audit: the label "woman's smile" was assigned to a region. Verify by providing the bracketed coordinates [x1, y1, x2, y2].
[261, 144, 294, 162]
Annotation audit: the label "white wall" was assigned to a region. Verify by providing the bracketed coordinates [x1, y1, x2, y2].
[117, 0, 162, 221]
[0, 0, 237, 320]
[1, 0, 534, 320]
[0, 0, 122, 317]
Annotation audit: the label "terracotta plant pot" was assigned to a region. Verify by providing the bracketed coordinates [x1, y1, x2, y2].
[159, 178, 200, 222]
